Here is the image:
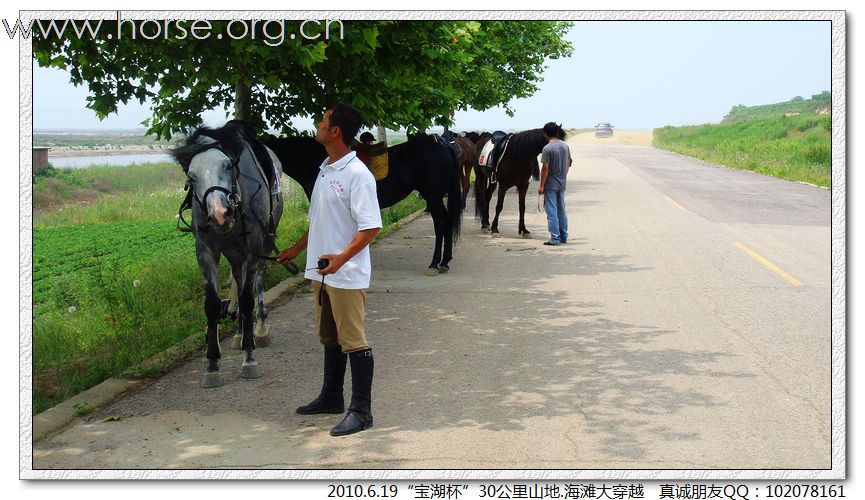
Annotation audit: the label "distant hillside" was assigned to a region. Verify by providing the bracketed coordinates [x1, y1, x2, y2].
[723, 91, 830, 123]
[654, 112, 830, 188]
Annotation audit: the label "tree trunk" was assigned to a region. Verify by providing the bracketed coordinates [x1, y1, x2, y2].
[376, 124, 387, 144]
[234, 79, 251, 121]
[443, 122, 450, 134]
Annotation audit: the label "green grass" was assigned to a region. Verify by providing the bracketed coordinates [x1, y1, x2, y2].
[34, 162, 187, 212]
[653, 113, 831, 188]
[723, 91, 830, 123]
[32, 162, 424, 414]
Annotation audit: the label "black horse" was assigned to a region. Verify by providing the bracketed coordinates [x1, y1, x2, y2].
[474, 128, 559, 237]
[265, 134, 463, 275]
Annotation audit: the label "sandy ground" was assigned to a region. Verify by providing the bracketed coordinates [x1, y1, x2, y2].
[568, 130, 653, 146]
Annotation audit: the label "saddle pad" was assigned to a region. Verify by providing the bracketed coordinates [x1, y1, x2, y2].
[270, 163, 281, 195]
[368, 150, 389, 181]
[478, 139, 495, 167]
[242, 143, 281, 196]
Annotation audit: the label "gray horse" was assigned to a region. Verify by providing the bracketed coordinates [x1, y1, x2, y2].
[173, 121, 287, 388]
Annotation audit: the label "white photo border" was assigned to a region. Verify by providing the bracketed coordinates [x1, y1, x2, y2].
[19, 9, 846, 480]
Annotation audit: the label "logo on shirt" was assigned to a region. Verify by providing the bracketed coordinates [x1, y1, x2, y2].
[328, 179, 345, 194]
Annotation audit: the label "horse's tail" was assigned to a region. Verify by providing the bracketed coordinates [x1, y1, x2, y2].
[447, 147, 463, 245]
[531, 157, 540, 182]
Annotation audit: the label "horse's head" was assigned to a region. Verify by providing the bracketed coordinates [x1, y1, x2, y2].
[186, 148, 239, 235]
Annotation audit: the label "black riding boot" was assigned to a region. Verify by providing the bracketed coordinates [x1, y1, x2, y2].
[330, 349, 374, 436]
[296, 346, 346, 414]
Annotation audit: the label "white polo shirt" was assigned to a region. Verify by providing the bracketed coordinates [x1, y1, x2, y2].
[305, 150, 382, 289]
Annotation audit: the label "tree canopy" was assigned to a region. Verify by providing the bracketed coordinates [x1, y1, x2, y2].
[34, 19, 573, 138]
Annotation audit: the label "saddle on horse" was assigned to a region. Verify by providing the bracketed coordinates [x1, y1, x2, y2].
[478, 130, 511, 183]
[353, 140, 389, 181]
[434, 134, 463, 164]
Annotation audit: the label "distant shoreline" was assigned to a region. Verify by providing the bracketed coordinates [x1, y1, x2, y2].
[46, 145, 171, 158]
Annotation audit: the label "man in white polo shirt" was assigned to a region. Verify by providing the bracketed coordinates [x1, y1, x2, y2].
[277, 104, 382, 436]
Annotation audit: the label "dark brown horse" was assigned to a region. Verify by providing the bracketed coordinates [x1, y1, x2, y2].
[474, 128, 550, 238]
[451, 136, 476, 208]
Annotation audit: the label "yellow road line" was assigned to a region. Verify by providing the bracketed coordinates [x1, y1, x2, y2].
[665, 196, 686, 210]
[734, 242, 803, 286]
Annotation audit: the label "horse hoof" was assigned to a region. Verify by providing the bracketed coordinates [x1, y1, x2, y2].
[522, 232, 532, 239]
[481, 227, 490, 233]
[201, 372, 224, 388]
[438, 265, 450, 274]
[254, 335, 271, 348]
[230, 335, 243, 350]
[241, 362, 263, 379]
[491, 232, 501, 239]
[425, 268, 439, 277]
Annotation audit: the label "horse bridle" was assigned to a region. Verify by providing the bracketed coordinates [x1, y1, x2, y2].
[186, 146, 243, 219]
[177, 142, 242, 234]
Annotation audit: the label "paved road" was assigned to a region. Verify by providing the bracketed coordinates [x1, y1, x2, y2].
[33, 136, 831, 471]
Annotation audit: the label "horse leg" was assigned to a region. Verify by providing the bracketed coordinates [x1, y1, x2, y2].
[484, 182, 497, 231]
[440, 203, 454, 273]
[461, 164, 471, 209]
[237, 264, 263, 379]
[252, 265, 271, 347]
[197, 247, 224, 388]
[222, 274, 238, 318]
[440, 222, 453, 274]
[517, 181, 531, 238]
[228, 274, 243, 349]
[476, 174, 490, 231]
[490, 185, 508, 238]
[425, 198, 446, 276]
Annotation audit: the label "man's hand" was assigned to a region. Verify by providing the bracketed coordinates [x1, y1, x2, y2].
[276, 246, 301, 268]
[316, 253, 347, 275]
[537, 186, 545, 195]
[316, 227, 380, 275]
[276, 231, 309, 269]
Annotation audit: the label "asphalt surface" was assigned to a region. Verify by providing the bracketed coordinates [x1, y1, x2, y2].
[32, 134, 831, 471]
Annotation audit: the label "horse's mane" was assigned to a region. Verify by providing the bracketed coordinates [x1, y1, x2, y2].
[506, 128, 548, 160]
[172, 120, 274, 178]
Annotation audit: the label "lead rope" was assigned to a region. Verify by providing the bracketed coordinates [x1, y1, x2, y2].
[305, 266, 326, 305]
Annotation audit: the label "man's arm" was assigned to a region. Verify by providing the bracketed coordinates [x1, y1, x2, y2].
[276, 230, 309, 266]
[538, 162, 549, 194]
[317, 227, 381, 275]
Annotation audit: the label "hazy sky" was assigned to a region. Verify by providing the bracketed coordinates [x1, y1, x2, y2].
[33, 20, 831, 132]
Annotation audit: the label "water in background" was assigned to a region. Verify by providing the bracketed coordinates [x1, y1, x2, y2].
[50, 153, 173, 169]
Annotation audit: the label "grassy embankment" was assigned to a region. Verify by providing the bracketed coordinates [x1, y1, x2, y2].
[33, 161, 424, 414]
[653, 92, 831, 188]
